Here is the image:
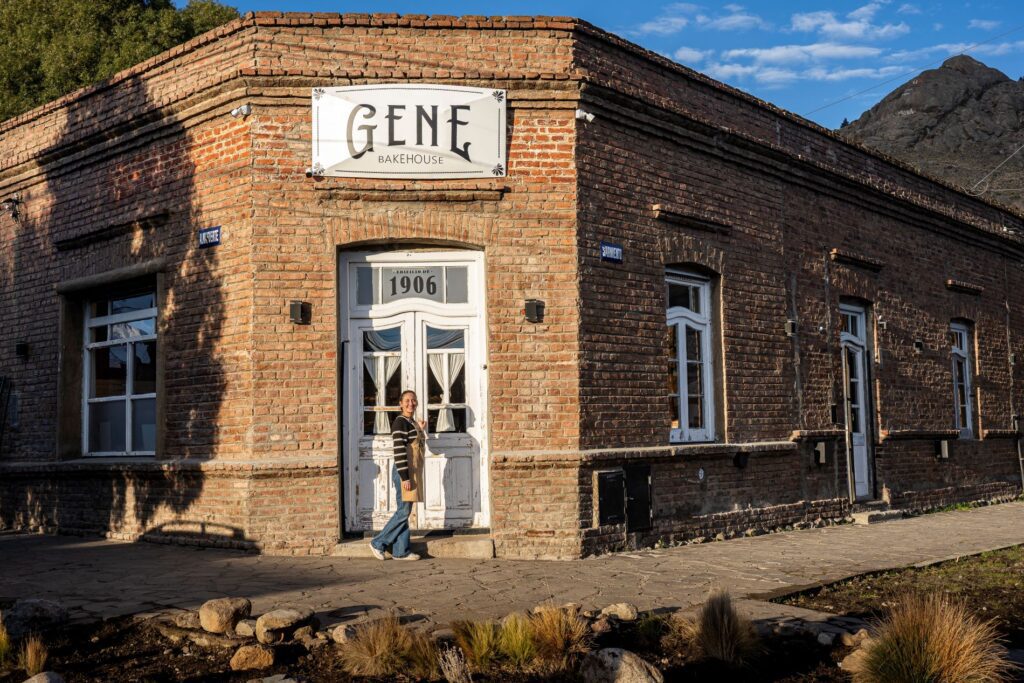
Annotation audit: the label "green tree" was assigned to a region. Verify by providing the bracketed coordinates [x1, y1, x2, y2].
[0, 0, 238, 122]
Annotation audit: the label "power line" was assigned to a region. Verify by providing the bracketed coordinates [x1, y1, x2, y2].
[966, 140, 1024, 196]
[804, 22, 1024, 117]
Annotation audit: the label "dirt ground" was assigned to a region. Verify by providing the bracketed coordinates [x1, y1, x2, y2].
[778, 544, 1024, 650]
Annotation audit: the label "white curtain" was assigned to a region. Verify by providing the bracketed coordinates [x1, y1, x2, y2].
[366, 355, 402, 434]
[428, 353, 465, 432]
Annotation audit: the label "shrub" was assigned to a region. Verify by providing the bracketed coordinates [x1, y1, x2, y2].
[0, 623, 10, 668]
[498, 612, 537, 670]
[438, 645, 472, 683]
[631, 612, 671, 652]
[406, 628, 440, 680]
[18, 635, 48, 677]
[529, 604, 591, 674]
[685, 590, 759, 667]
[339, 615, 411, 677]
[452, 619, 501, 671]
[852, 593, 1015, 683]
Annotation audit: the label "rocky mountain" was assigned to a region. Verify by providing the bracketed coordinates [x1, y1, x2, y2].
[839, 55, 1024, 213]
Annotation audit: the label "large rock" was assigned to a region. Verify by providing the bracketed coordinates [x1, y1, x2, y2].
[255, 607, 315, 644]
[230, 644, 275, 671]
[174, 611, 201, 630]
[200, 597, 251, 634]
[599, 603, 639, 622]
[581, 648, 664, 683]
[0, 599, 68, 639]
[235, 619, 257, 638]
[331, 623, 355, 644]
[23, 674, 65, 683]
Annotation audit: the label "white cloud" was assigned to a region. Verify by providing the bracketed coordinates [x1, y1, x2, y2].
[933, 23, 943, 31]
[673, 46, 714, 63]
[634, 15, 690, 35]
[722, 42, 882, 64]
[887, 40, 1024, 62]
[897, 4, 922, 14]
[704, 61, 906, 86]
[790, 9, 910, 40]
[968, 19, 1001, 30]
[693, 6, 770, 31]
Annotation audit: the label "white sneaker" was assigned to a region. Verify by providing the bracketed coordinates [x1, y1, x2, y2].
[370, 545, 386, 561]
[393, 552, 421, 561]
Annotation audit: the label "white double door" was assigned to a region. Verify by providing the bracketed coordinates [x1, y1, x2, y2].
[347, 310, 485, 531]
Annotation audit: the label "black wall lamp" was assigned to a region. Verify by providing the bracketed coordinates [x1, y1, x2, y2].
[525, 299, 545, 323]
[15, 342, 28, 358]
[1, 193, 21, 219]
[289, 300, 311, 325]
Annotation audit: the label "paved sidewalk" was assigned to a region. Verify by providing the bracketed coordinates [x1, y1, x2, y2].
[2, 502, 1023, 628]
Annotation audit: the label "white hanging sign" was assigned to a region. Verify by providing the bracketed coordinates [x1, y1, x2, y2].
[311, 85, 507, 179]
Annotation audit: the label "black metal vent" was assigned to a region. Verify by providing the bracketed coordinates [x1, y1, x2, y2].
[596, 470, 625, 525]
[625, 464, 653, 531]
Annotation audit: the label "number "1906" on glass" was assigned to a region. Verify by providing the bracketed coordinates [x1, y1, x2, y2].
[389, 274, 437, 297]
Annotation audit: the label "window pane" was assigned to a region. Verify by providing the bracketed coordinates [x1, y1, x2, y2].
[384, 362, 403, 405]
[356, 267, 375, 306]
[111, 293, 156, 315]
[450, 360, 466, 403]
[364, 328, 401, 352]
[669, 396, 680, 429]
[364, 411, 375, 436]
[89, 300, 109, 318]
[91, 346, 128, 397]
[362, 365, 377, 407]
[427, 327, 464, 350]
[90, 326, 109, 343]
[446, 267, 468, 304]
[689, 286, 701, 314]
[687, 362, 702, 396]
[131, 398, 156, 451]
[846, 348, 859, 380]
[849, 402, 860, 433]
[133, 341, 157, 394]
[688, 395, 704, 429]
[668, 282, 691, 310]
[686, 327, 702, 362]
[428, 408, 467, 433]
[427, 359, 444, 404]
[112, 318, 156, 340]
[667, 360, 679, 393]
[89, 400, 126, 452]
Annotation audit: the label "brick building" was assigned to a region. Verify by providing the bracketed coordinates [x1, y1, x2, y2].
[1, 13, 1022, 559]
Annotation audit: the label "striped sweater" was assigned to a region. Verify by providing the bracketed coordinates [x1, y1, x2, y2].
[391, 414, 420, 482]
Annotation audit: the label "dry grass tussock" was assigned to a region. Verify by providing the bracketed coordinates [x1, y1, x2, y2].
[18, 635, 48, 677]
[852, 593, 1016, 683]
[452, 619, 501, 671]
[670, 590, 759, 667]
[406, 627, 440, 680]
[498, 612, 537, 669]
[529, 604, 592, 674]
[0, 623, 10, 668]
[339, 614, 411, 677]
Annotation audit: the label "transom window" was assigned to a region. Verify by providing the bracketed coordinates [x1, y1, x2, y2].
[666, 272, 715, 443]
[950, 321, 974, 438]
[354, 265, 469, 307]
[84, 290, 157, 455]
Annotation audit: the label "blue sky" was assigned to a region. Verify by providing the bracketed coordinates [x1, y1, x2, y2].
[202, 1, 1024, 129]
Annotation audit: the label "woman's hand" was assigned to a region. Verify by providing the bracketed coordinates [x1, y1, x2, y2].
[402, 480, 414, 491]
[418, 419, 427, 432]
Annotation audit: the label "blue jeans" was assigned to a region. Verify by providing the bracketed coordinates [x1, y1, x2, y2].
[371, 466, 412, 558]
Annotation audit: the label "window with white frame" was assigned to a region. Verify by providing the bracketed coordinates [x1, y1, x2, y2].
[83, 290, 158, 455]
[666, 271, 715, 442]
[950, 321, 974, 438]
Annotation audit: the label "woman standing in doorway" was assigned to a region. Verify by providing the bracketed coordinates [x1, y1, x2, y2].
[370, 390, 425, 561]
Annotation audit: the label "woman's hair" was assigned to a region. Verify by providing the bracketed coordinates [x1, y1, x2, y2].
[400, 390, 417, 400]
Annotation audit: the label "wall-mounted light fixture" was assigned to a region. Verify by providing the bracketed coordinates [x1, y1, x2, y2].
[877, 318, 887, 331]
[289, 300, 311, 325]
[574, 108, 595, 123]
[1, 193, 21, 219]
[934, 439, 950, 459]
[14, 342, 28, 359]
[525, 299, 545, 324]
[913, 339, 924, 354]
[733, 451, 750, 469]
[229, 104, 252, 118]
[784, 319, 798, 337]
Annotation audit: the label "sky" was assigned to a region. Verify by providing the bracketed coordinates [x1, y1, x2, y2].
[202, 1, 1024, 129]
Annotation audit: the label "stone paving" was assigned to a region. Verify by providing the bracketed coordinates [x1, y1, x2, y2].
[2, 502, 1023, 630]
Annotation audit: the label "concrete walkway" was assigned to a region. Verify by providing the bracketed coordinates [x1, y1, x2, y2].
[2, 502, 1023, 629]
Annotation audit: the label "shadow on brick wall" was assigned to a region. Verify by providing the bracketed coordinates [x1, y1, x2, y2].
[0, 72, 237, 546]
